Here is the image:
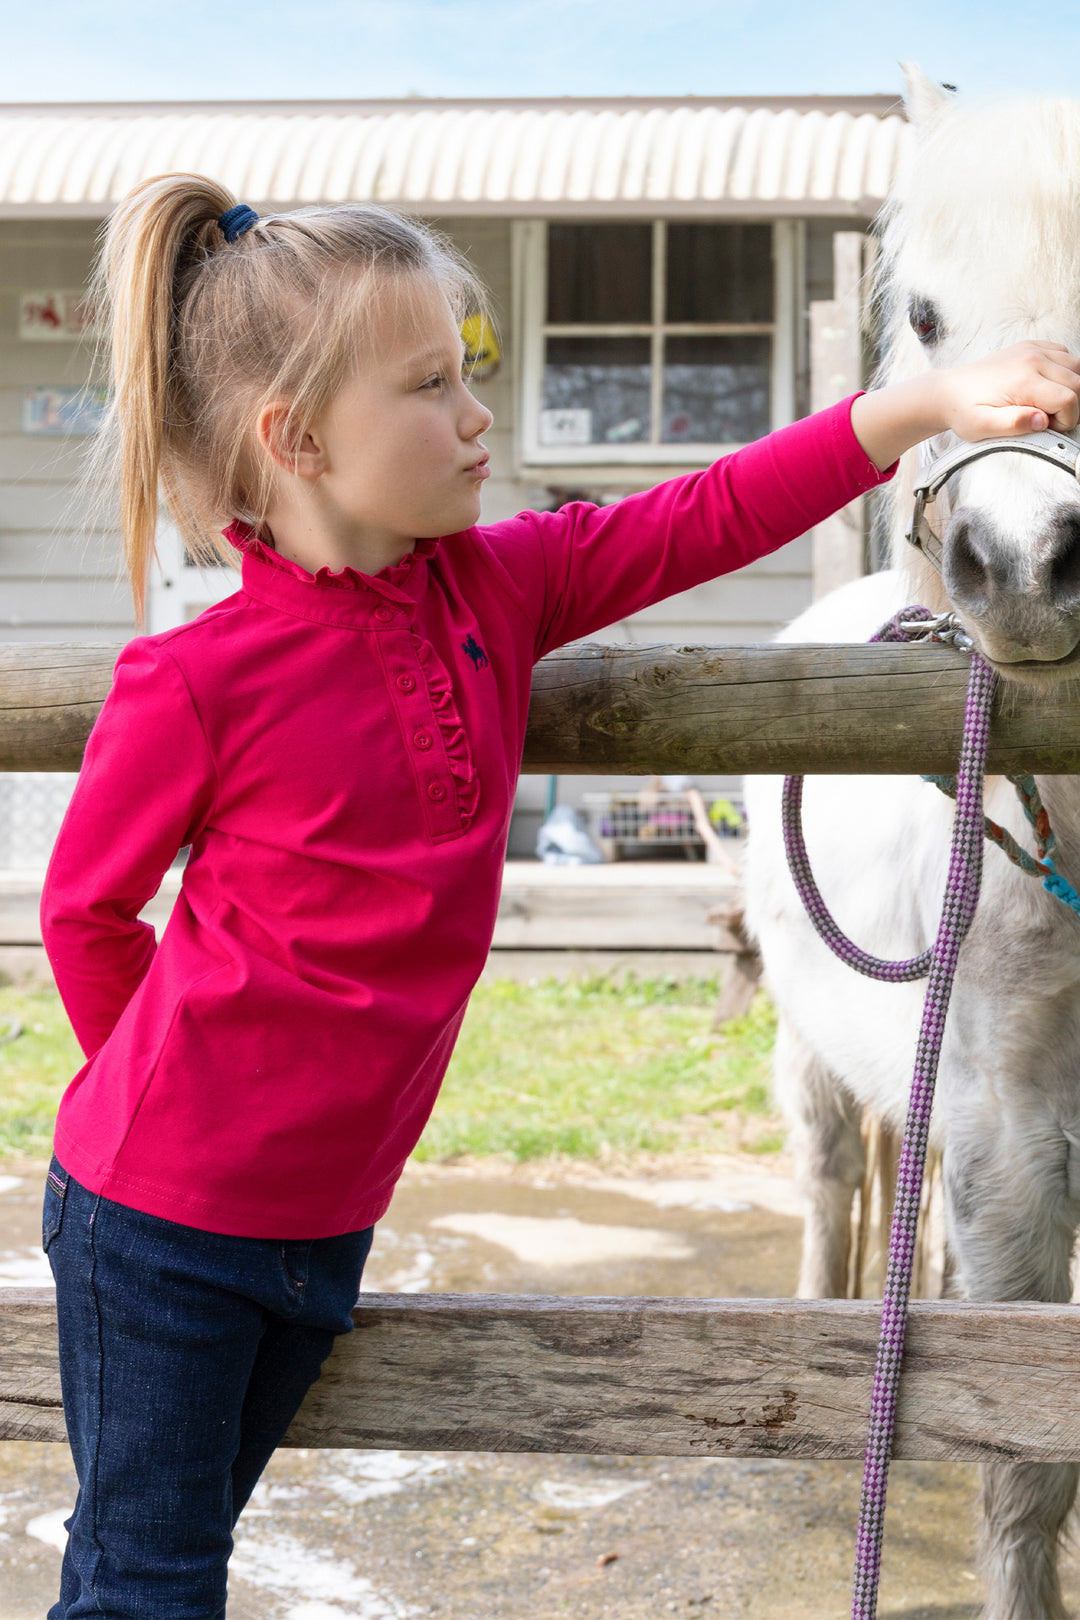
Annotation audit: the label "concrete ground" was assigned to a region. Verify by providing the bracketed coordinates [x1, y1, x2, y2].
[0, 1155, 1072, 1619]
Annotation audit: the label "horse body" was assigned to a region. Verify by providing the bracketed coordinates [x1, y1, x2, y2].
[744, 70, 1080, 1617]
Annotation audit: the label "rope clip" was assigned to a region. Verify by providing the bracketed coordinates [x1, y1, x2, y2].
[896, 611, 974, 651]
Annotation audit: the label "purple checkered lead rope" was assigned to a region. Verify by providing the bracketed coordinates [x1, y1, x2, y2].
[780, 609, 997, 1620]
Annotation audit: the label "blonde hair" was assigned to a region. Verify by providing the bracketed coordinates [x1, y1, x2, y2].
[90, 173, 486, 621]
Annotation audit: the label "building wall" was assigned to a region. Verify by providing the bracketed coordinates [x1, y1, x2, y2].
[0, 220, 131, 644]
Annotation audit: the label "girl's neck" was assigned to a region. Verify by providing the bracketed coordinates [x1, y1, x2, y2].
[260, 500, 416, 579]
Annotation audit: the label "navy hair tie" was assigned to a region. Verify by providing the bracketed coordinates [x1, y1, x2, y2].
[218, 203, 259, 243]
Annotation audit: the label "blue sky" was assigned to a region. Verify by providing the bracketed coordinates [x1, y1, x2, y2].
[0, 0, 1073, 103]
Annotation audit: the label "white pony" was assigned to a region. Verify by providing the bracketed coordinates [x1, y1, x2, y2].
[744, 69, 1080, 1620]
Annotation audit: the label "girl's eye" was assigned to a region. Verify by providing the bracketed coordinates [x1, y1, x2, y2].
[909, 298, 943, 346]
[420, 373, 446, 391]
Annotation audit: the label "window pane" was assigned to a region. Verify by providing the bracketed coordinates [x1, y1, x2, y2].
[665, 224, 773, 323]
[662, 335, 771, 444]
[547, 224, 652, 324]
[541, 337, 650, 446]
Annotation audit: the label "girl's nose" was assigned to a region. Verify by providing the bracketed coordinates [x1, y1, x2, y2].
[463, 386, 493, 437]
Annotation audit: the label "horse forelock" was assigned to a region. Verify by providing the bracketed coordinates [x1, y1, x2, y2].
[878, 95, 1080, 347]
[873, 92, 1080, 606]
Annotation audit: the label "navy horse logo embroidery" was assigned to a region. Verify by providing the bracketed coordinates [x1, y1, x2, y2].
[462, 634, 489, 670]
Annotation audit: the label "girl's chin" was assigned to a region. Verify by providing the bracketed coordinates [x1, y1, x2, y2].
[450, 494, 485, 529]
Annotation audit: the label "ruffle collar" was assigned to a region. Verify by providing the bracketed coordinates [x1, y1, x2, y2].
[223, 520, 439, 595]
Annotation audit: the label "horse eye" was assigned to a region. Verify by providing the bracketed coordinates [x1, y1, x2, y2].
[909, 298, 943, 345]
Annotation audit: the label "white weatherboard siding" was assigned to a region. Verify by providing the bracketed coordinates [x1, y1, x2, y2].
[0, 221, 131, 643]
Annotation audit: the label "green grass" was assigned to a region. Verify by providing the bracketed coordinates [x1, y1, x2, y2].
[0, 987, 84, 1159]
[0, 977, 782, 1164]
[416, 976, 781, 1162]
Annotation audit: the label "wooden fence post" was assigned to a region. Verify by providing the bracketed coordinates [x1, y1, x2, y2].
[810, 231, 871, 598]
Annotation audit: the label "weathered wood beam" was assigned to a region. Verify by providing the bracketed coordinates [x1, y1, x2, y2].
[5, 1289, 1080, 1462]
[0, 645, 119, 772]
[2, 641, 1080, 775]
[527, 643, 1080, 775]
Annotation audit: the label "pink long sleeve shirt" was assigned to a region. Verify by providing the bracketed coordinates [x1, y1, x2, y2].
[41, 397, 892, 1238]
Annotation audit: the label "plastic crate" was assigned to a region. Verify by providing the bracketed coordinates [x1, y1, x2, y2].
[582, 790, 704, 860]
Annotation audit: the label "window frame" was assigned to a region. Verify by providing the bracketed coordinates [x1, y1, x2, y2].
[515, 217, 799, 471]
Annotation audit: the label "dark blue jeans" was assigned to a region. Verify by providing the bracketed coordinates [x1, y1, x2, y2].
[43, 1155, 374, 1620]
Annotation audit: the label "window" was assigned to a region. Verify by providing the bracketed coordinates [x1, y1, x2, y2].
[517, 219, 797, 467]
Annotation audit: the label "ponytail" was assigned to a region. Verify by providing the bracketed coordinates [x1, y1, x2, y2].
[92, 173, 236, 622]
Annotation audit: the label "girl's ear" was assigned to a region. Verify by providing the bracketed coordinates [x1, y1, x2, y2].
[900, 61, 954, 125]
[256, 401, 326, 479]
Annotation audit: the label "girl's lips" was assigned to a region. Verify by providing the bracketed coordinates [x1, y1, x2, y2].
[467, 456, 491, 480]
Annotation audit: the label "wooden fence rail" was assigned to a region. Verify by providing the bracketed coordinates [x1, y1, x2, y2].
[4, 1289, 1080, 1462]
[3, 640, 1080, 774]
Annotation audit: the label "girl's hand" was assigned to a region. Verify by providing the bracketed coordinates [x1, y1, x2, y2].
[851, 341, 1080, 471]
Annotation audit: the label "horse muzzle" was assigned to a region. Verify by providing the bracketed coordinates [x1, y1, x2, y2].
[908, 429, 1080, 672]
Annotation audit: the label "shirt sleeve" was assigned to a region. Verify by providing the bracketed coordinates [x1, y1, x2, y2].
[41, 638, 217, 1059]
[487, 394, 895, 660]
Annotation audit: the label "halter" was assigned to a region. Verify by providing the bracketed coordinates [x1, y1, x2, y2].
[906, 427, 1080, 572]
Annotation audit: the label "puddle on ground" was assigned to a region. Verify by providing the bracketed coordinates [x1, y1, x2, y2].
[364, 1164, 803, 1299]
[428, 1212, 694, 1269]
[0, 1157, 1073, 1617]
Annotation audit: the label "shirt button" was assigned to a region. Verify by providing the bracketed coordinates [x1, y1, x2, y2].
[374, 605, 394, 622]
[427, 781, 447, 802]
[397, 674, 416, 693]
[413, 729, 433, 750]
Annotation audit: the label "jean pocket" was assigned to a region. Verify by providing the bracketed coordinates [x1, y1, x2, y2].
[41, 1156, 70, 1253]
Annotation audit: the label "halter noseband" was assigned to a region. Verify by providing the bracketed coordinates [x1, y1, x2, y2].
[906, 428, 1080, 573]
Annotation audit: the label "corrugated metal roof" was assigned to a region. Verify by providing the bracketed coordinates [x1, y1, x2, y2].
[0, 97, 910, 218]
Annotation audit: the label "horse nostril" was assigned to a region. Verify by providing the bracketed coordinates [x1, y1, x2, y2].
[1048, 512, 1080, 613]
[943, 513, 996, 614]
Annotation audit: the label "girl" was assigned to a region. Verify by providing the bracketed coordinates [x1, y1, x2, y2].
[39, 172, 1080, 1620]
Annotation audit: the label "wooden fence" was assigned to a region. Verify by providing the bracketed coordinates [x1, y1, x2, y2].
[2, 639, 1079, 1461]
[5, 638, 1080, 774]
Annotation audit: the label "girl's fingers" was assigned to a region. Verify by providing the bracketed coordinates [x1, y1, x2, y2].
[1000, 368, 1080, 429]
[984, 405, 1053, 437]
[1038, 360, 1080, 392]
[1034, 382, 1080, 430]
[1027, 384, 1080, 425]
[1031, 341, 1073, 360]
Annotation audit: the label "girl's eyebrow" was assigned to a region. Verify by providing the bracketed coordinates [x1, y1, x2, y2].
[404, 341, 465, 372]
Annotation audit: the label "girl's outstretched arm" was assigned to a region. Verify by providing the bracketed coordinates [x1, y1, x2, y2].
[41, 640, 216, 1058]
[495, 394, 892, 660]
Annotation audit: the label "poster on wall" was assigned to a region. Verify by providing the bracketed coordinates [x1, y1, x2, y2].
[22, 387, 108, 436]
[18, 290, 99, 342]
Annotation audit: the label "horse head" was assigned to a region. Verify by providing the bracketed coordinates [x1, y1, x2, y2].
[878, 65, 1080, 683]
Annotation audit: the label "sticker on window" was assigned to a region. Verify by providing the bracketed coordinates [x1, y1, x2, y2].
[539, 408, 592, 446]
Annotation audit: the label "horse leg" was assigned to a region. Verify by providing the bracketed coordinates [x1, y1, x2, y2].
[945, 1112, 1079, 1620]
[773, 1013, 864, 1298]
